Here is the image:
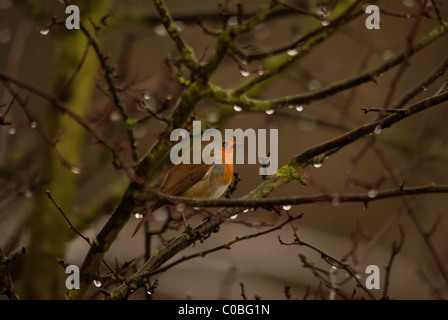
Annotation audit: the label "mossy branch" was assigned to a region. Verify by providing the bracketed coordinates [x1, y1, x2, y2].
[206, 21, 448, 111]
[105, 89, 448, 299]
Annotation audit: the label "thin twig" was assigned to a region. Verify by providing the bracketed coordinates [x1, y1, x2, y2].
[45, 190, 114, 273]
[382, 225, 405, 299]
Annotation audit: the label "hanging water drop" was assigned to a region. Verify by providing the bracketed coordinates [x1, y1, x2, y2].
[402, 0, 415, 8]
[134, 212, 143, 219]
[174, 21, 185, 32]
[282, 205, 292, 211]
[313, 163, 322, 168]
[8, 127, 16, 135]
[287, 48, 298, 56]
[0, 28, 11, 44]
[227, 16, 238, 26]
[153, 24, 167, 36]
[233, 105, 242, 112]
[331, 196, 340, 207]
[243, 209, 249, 213]
[176, 203, 186, 212]
[240, 69, 250, 77]
[39, 28, 50, 35]
[93, 280, 102, 287]
[30, 121, 37, 129]
[109, 111, 122, 121]
[207, 112, 219, 123]
[321, 20, 330, 26]
[295, 105, 303, 112]
[308, 79, 322, 91]
[230, 214, 238, 219]
[265, 109, 274, 115]
[71, 166, 81, 175]
[382, 49, 394, 60]
[367, 188, 378, 199]
[374, 125, 382, 136]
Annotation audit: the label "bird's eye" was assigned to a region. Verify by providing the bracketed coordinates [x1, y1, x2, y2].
[222, 141, 228, 147]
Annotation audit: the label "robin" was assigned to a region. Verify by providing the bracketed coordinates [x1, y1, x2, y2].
[132, 138, 235, 236]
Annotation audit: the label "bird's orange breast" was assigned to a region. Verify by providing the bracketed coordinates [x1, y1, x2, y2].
[222, 163, 234, 185]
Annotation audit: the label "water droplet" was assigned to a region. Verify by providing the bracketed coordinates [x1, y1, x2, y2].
[143, 92, 152, 101]
[30, 121, 37, 129]
[287, 48, 298, 56]
[39, 28, 49, 35]
[228, 16, 238, 26]
[0, 28, 11, 44]
[313, 163, 322, 168]
[374, 125, 382, 136]
[331, 196, 340, 207]
[233, 105, 242, 112]
[256, 69, 264, 76]
[146, 290, 152, 295]
[174, 21, 185, 32]
[331, 265, 337, 270]
[0, 0, 13, 9]
[8, 127, 16, 135]
[230, 214, 238, 219]
[93, 280, 102, 287]
[207, 112, 219, 123]
[308, 79, 322, 91]
[240, 69, 250, 77]
[254, 23, 271, 39]
[109, 111, 122, 121]
[133, 123, 147, 139]
[241, 59, 248, 66]
[321, 20, 330, 27]
[282, 205, 292, 211]
[406, 13, 411, 19]
[71, 166, 81, 175]
[243, 209, 249, 213]
[422, 86, 427, 91]
[153, 24, 167, 36]
[176, 203, 186, 212]
[382, 49, 394, 60]
[25, 190, 33, 198]
[295, 105, 304, 112]
[367, 188, 378, 199]
[134, 212, 143, 219]
[265, 109, 274, 115]
[402, 0, 415, 8]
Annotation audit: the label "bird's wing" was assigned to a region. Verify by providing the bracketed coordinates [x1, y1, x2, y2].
[161, 163, 212, 196]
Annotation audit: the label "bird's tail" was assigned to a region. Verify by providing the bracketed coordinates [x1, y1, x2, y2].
[131, 201, 162, 237]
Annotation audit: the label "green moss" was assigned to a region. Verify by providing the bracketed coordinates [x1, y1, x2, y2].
[125, 118, 139, 131]
[182, 233, 191, 241]
[275, 165, 299, 180]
